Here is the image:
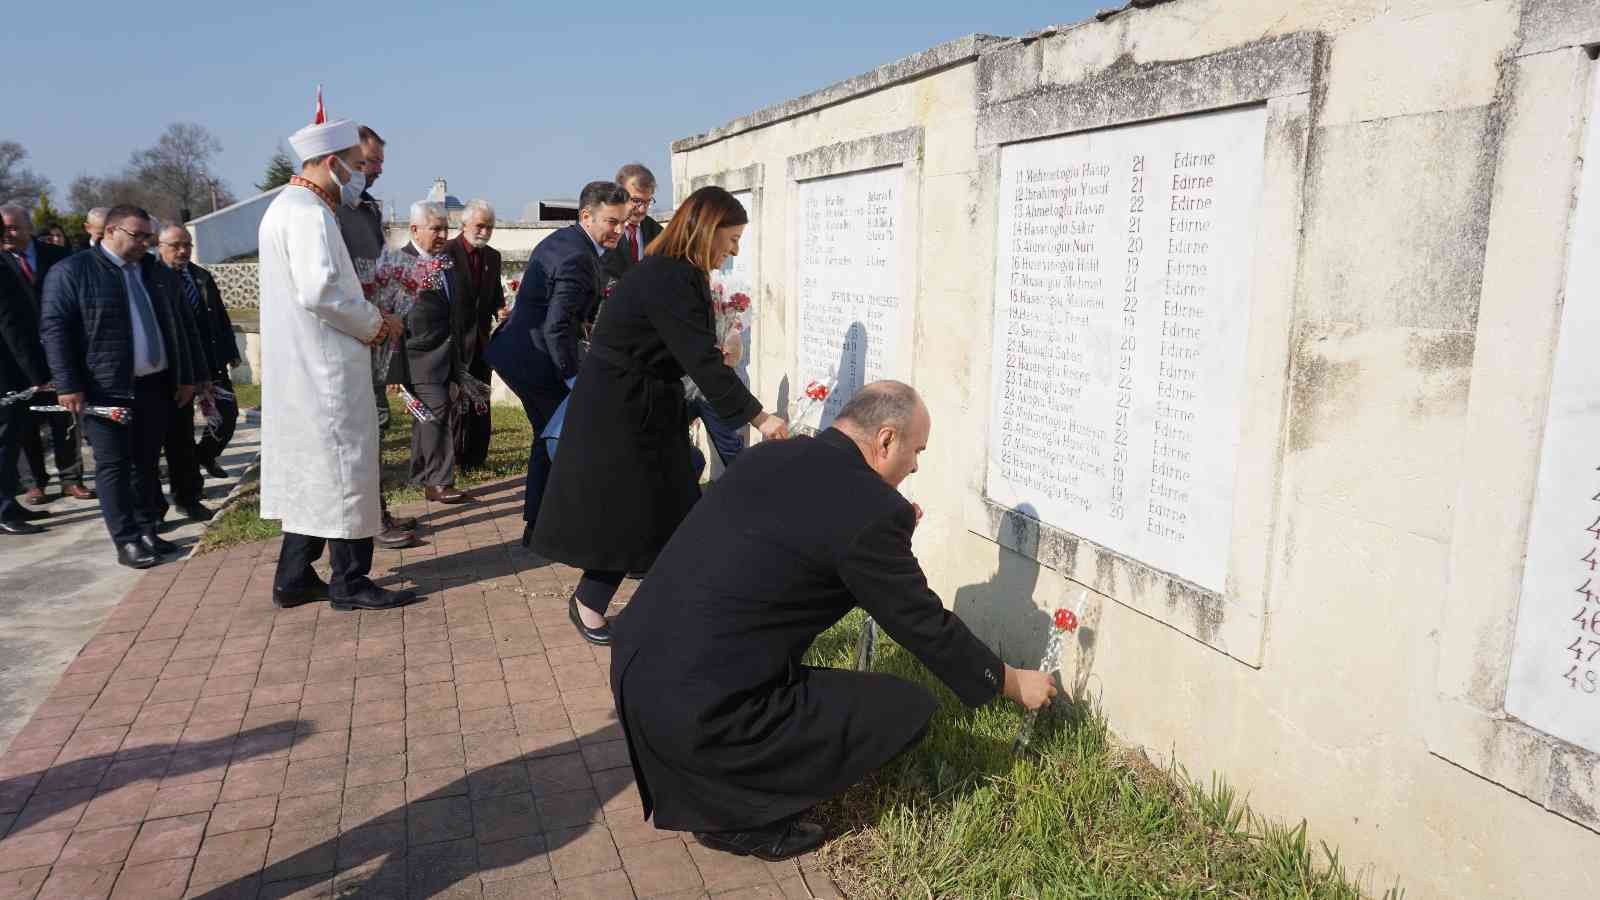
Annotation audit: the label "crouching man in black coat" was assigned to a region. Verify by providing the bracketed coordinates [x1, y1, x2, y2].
[609, 380, 1057, 861]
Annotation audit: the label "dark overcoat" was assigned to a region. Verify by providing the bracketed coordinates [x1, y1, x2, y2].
[609, 428, 1007, 832]
[400, 244, 467, 386]
[531, 254, 761, 573]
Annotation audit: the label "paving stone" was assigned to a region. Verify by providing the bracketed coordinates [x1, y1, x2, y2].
[111, 858, 193, 900]
[405, 837, 479, 898]
[146, 781, 221, 819]
[36, 863, 120, 900]
[263, 825, 337, 881]
[56, 823, 140, 866]
[623, 839, 705, 896]
[208, 795, 278, 836]
[536, 789, 602, 831]
[10, 786, 95, 835]
[473, 792, 540, 843]
[127, 813, 209, 865]
[686, 840, 776, 893]
[545, 825, 622, 881]
[407, 796, 474, 846]
[191, 827, 271, 885]
[274, 792, 342, 832]
[476, 832, 550, 883]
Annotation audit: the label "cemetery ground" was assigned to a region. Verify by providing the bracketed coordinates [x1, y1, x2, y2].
[0, 400, 1405, 898]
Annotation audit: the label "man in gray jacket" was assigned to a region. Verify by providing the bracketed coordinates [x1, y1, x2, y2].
[335, 124, 416, 549]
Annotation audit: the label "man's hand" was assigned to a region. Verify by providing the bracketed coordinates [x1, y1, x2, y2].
[753, 412, 789, 441]
[386, 384, 401, 396]
[1003, 665, 1057, 711]
[911, 502, 924, 527]
[59, 392, 84, 414]
[381, 313, 404, 347]
[175, 385, 195, 407]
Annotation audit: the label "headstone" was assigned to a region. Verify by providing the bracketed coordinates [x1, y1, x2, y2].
[794, 167, 904, 427]
[1504, 72, 1600, 754]
[985, 106, 1268, 594]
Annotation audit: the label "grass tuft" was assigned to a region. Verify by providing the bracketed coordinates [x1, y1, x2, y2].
[804, 613, 1404, 899]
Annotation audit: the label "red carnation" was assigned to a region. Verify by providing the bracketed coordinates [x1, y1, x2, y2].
[804, 381, 829, 401]
[509, 279, 521, 293]
[729, 292, 752, 312]
[1053, 609, 1078, 632]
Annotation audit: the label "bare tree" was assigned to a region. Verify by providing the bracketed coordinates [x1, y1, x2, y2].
[130, 122, 233, 218]
[0, 141, 51, 206]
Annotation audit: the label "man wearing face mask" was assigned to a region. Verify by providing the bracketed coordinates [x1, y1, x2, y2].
[446, 199, 503, 469]
[334, 125, 416, 549]
[257, 114, 413, 613]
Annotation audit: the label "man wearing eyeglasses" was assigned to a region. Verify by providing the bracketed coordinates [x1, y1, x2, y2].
[602, 163, 663, 282]
[157, 225, 239, 512]
[38, 205, 200, 568]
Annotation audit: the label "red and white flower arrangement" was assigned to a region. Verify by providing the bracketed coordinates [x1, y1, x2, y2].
[358, 250, 453, 380]
[708, 277, 752, 347]
[31, 404, 132, 425]
[1012, 601, 1083, 754]
[787, 378, 833, 434]
[396, 386, 438, 423]
[456, 371, 491, 416]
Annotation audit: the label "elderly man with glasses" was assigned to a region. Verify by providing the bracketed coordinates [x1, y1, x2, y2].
[39, 205, 200, 568]
[601, 163, 663, 283]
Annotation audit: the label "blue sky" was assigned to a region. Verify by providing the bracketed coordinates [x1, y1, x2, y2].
[10, 1, 1103, 221]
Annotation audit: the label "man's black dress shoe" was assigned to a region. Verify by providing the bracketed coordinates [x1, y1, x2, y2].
[331, 585, 418, 612]
[0, 519, 46, 535]
[274, 574, 330, 609]
[693, 818, 826, 862]
[201, 458, 229, 479]
[12, 506, 50, 521]
[384, 511, 419, 532]
[141, 532, 179, 556]
[117, 541, 158, 568]
[569, 596, 612, 646]
[424, 486, 467, 504]
[181, 502, 214, 522]
[375, 526, 417, 550]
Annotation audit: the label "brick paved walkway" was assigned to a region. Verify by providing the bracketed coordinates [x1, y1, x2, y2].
[0, 478, 841, 899]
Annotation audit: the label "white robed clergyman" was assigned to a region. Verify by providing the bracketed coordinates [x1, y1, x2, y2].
[257, 113, 414, 612]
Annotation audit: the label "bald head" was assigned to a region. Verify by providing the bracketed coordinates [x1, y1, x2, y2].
[157, 225, 193, 268]
[833, 381, 929, 487]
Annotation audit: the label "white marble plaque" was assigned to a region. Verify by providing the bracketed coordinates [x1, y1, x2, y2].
[794, 167, 904, 426]
[985, 106, 1268, 594]
[1504, 73, 1600, 754]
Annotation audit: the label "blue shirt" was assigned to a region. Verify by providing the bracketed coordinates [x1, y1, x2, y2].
[99, 246, 168, 376]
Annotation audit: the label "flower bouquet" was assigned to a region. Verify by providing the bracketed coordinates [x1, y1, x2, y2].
[1011, 604, 1082, 754]
[196, 387, 224, 439]
[709, 277, 752, 347]
[396, 386, 438, 423]
[456, 371, 491, 416]
[32, 404, 132, 425]
[787, 378, 833, 437]
[359, 249, 453, 380]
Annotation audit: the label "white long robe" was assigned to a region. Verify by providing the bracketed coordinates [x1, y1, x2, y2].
[257, 186, 384, 539]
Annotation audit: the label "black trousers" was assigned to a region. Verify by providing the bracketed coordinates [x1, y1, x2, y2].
[163, 399, 203, 507]
[409, 381, 459, 489]
[18, 407, 84, 489]
[82, 374, 172, 545]
[500, 371, 566, 524]
[276, 532, 375, 599]
[575, 569, 625, 617]
[0, 402, 26, 523]
[192, 372, 239, 465]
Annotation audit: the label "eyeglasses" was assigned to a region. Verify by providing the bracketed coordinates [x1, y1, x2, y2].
[116, 226, 156, 242]
[628, 196, 654, 209]
[161, 241, 193, 249]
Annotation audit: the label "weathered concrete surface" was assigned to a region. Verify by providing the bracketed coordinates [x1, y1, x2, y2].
[0, 414, 260, 755]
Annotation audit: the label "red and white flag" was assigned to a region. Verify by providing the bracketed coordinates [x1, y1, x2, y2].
[313, 84, 325, 124]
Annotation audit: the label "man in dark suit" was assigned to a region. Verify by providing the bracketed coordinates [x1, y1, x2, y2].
[156, 224, 238, 520]
[39, 205, 199, 568]
[0, 204, 92, 504]
[609, 382, 1056, 859]
[0, 254, 53, 534]
[401, 201, 468, 504]
[602, 163, 664, 283]
[485, 180, 628, 543]
[447, 199, 504, 470]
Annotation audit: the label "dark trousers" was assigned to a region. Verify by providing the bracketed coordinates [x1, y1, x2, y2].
[408, 381, 458, 488]
[82, 374, 172, 545]
[575, 569, 625, 617]
[192, 372, 239, 464]
[18, 408, 83, 489]
[500, 370, 567, 524]
[276, 532, 374, 599]
[687, 397, 746, 481]
[163, 399, 203, 507]
[459, 357, 493, 469]
[0, 403, 25, 523]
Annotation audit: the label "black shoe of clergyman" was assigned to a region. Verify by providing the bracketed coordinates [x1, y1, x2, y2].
[384, 511, 419, 532]
[331, 586, 417, 612]
[12, 506, 50, 521]
[0, 518, 46, 535]
[274, 574, 331, 609]
[181, 502, 214, 522]
[140, 532, 179, 556]
[201, 458, 229, 479]
[375, 526, 417, 550]
[117, 541, 158, 568]
[693, 819, 827, 862]
[568, 596, 612, 646]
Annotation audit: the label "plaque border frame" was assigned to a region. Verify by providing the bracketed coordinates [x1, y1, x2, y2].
[962, 35, 1320, 667]
[1425, 35, 1600, 834]
[784, 127, 925, 424]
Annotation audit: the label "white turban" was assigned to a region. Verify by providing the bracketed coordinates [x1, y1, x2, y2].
[288, 119, 359, 164]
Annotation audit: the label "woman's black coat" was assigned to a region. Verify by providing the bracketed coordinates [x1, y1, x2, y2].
[531, 254, 761, 573]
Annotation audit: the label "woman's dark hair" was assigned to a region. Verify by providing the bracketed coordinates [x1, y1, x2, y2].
[645, 186, 748, 272]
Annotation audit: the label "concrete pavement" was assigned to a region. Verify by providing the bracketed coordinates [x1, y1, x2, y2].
[0, 413, 260, 756]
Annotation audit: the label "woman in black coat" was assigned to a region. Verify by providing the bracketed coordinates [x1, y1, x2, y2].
[531, 187, 789, 644]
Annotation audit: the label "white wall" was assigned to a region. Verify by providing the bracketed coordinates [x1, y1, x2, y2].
[186, 187, 285, 264]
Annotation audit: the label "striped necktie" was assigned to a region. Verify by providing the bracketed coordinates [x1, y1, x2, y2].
[180, 266, 203, 316]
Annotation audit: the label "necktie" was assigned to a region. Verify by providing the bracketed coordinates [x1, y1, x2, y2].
[14, 253, 33, 285]
[181, 267, 203, 317]
[126, 264, 164, 368]
[627, 224, 640, 262]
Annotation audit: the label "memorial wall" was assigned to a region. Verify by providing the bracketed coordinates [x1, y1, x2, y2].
[669, 2, 1600, 897]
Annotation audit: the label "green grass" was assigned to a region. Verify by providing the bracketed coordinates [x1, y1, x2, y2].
[805, 613, 1404, 900]
[195, 396, 532, 553]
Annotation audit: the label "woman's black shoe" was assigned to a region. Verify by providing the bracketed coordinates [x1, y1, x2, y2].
[569, 595, 612, 646]
[693, 819, 826, 862]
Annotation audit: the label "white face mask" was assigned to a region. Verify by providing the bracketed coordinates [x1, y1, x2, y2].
[332, 157, 366, 208]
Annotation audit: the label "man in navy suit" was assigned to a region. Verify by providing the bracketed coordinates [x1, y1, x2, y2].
[485, 180, 627, 545]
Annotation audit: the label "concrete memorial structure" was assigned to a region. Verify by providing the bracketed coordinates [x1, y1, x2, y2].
[667, 1, 1600, 896]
